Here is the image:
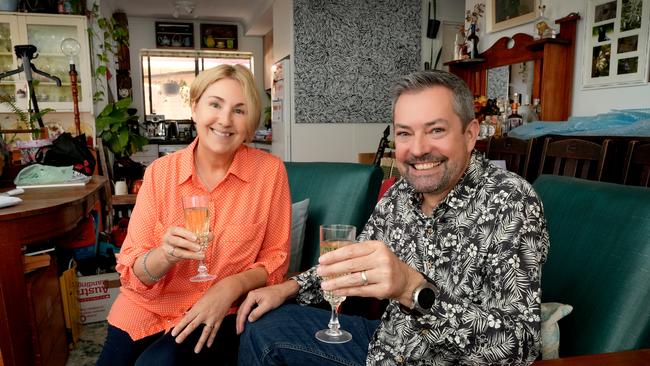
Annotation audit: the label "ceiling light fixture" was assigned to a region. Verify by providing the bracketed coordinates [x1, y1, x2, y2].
[172, 0, 196, 18]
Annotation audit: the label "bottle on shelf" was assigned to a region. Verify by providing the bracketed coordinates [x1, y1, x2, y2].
[531, 98, 541, 121]
[467, 23, 480, 59]
[533, 5, 557, 39]
[507, 100, 524, 131]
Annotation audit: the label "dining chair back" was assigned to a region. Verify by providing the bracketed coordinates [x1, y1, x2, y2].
[538, 138, 610, 181]
[622, 141, 650, 187]
[486, 137, 534, 179]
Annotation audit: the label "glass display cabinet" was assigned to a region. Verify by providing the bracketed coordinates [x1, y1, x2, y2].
[0, 13, 92, 113]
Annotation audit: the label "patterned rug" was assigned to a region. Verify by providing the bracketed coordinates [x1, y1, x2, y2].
[66, 321, 107, 366]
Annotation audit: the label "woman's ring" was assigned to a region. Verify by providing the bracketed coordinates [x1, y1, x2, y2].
[360, 270, 368, 286]
[169, 247, 176, 257]
[204, 324, 213, 328]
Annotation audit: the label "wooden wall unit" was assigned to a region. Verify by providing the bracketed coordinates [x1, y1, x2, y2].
[446, 14, 580, 121]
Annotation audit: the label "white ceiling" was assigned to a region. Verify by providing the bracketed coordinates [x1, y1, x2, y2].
[105, 0, 274, 36]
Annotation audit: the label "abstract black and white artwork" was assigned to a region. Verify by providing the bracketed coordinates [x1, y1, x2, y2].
[293, 0, 421, 123]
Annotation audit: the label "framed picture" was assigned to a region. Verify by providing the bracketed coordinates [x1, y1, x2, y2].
[582, 0, 650, 89]
[199, 24, 238, 50]
[486, 0, 540, 33]
[155, 22, 194, 49]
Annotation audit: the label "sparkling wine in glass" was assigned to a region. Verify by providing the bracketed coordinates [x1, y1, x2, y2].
[315, 224, 356, 344]
[183, 195, 215, 282]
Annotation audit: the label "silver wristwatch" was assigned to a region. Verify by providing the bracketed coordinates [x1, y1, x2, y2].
[400, 272, 439, 316]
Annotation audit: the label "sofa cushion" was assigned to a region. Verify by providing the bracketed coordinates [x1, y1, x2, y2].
[533, 175, 650, 356]
[288, 198, 310, 273]
[541, 302, 573, 360]
[285, 162, 383, 270]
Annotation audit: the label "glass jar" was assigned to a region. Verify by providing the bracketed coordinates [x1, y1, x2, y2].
[533, 5, 556, 39]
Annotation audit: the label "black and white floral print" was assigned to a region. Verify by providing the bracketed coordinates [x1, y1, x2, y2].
[294, 152, 549, 365]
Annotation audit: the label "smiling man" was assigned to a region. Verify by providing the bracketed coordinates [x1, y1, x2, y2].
[236, 70, 550, 366]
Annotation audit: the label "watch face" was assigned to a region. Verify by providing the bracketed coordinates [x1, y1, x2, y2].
[418, 287, 436, 309]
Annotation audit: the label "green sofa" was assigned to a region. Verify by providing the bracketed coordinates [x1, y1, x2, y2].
[533, 175, 650, 357]
[285, 162, 383, 271]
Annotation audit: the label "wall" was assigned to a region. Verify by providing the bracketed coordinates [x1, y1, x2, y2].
[127, 17, 265, 122]
[274, 0, 465, 163]
[421, 0, 466, 70]
[465, 0, 650, 117]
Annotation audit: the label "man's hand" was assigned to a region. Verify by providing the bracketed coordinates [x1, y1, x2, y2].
[317, 240, 423, 306]
[235, 280, 299, 334]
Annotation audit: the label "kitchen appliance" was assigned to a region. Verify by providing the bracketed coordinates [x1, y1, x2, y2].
[271, 57, 291, 161]
[145, 114, 166, 140]
[166, 121, 179, 139]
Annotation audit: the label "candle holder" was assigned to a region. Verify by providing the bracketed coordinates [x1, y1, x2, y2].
[60, 38, 81, 135]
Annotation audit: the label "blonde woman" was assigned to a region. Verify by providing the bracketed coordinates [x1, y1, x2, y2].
[98, 65, 291, 365]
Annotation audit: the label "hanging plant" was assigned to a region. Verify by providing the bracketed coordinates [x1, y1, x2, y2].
[86, 1, 130, 103]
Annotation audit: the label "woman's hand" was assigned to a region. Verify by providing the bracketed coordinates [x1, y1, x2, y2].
[235, 280, 299, 334]
[160, 227, 212, 264]
[171, 278, 238, 353]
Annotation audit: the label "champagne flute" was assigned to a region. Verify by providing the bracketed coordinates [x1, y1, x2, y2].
[183, 195, 216, 282]
[315, 224, 356, 344]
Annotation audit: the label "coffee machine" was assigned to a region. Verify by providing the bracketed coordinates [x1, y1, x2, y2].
[144, 114, 166, 140]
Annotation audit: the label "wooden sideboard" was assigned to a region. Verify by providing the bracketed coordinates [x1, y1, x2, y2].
[0, 176, 108, 366]
[532, 349, 650, 366]
[446, 13, 580, 122]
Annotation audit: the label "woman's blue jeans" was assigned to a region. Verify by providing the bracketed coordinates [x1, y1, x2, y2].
[238, 303, 380, 366]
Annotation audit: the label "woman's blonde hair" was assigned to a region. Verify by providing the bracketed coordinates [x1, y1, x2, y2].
[190, 64, 261, 141]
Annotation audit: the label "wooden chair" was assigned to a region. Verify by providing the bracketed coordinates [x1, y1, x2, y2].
[486, 137, 534, 179]
[622, 141, 650, 187]
[95, 139, 137, 228]
[538, 137, 610, 181]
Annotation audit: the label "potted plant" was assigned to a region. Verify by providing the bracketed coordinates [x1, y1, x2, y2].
[0, 93, 53, 141]
[96, 97, 147, 159]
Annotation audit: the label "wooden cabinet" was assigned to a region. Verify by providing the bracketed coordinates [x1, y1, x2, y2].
[446, 14, 580, 121]
[26, 260, 68, 366]
[0, 12, 93, 113]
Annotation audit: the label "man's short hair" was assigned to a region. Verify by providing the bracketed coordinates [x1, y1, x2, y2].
[391, 70, 476, 130]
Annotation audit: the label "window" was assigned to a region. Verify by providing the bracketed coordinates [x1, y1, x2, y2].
[140, 49, 253, 120]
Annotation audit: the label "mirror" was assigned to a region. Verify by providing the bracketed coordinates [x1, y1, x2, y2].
[486, 60, 534, 105]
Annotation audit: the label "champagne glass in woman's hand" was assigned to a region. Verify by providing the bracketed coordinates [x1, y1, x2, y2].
[183, 195, 216, 282]
[316, 224, 356, 344]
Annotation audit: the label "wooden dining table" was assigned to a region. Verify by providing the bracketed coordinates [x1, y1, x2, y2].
[533, 349, 650, 366]
[0, 176, 108, 366]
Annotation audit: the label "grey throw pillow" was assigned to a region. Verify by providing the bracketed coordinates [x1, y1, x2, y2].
[288, 198, 310, 273]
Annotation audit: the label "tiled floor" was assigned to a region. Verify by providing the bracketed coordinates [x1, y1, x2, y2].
[66, 321, 107, 366]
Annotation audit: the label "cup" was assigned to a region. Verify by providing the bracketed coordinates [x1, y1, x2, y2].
[114, 181, 128, 195]
[130, 179, 143, 194]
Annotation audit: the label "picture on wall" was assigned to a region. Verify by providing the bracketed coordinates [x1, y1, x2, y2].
[618, 35, 639, 53]
[199, 24, 238, 50]
[486, 0, 540, 33]
[155, 22, 194, 49]
[582, 0, 650, 88]
[594, 1, 617, 22]
[593, 23, 614, 42]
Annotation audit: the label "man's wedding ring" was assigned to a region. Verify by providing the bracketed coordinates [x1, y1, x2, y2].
[360, 270, 368, 286]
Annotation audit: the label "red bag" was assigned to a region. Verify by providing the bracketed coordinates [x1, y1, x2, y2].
[110, 218, 129, 247]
